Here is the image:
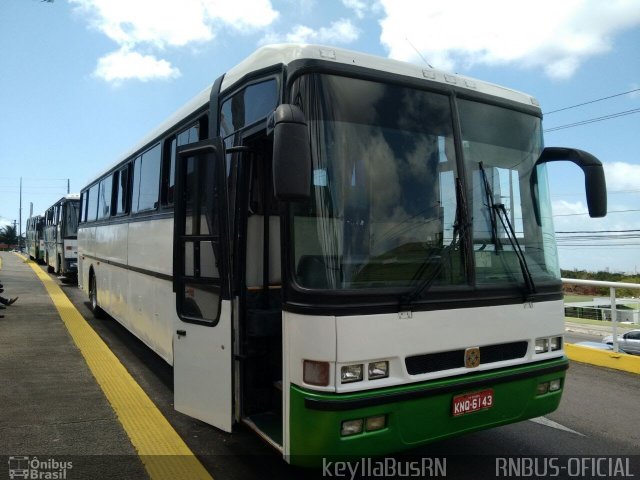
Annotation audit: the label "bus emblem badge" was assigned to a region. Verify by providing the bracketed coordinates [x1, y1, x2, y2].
[464, 347, 481, 368]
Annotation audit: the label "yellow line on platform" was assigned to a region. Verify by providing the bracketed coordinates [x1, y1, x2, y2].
[23, 256, 213, 480]
[565, 343, 640, 374]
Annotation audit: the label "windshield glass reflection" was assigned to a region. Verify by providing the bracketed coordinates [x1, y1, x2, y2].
[291, 74, 465, 291]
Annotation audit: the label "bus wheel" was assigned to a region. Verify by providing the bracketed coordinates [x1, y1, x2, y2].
[89, 273, 104, 319]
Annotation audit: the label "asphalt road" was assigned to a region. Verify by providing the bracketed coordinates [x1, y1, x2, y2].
[564, 331, 603, 344]
[50, 269, 640, 480]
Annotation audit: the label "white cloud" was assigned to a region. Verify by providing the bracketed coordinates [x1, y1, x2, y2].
[378, 0, 640, 79]
[260, 18, 359, 45]
[342, 0, 367, 18]
[342, 0, 383, 18]
[70, 0, 279, 82]
[94, 48, 181, 83]
[603, 162, 640, 192]
[552, 199, 588, 217]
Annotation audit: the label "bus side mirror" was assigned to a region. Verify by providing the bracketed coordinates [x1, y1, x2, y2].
[271, 104, 311, 201]
[535, 147, 607, 218]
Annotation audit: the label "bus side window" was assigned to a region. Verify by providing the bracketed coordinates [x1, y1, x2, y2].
[97, 175, 113, 220]
[132, 144, 161, 213]
[114, 165, 130, 215]
[161, 137, 177, 206]
[86, 184, 99, 222]
[220, 78, 278, 136]
[162, 118, 207, 207]
[79, 192, 85, 223]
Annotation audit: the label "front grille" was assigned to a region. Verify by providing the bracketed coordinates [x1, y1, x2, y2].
[405, 341, 528, 375]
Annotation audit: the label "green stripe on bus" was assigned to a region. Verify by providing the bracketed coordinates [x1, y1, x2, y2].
[289, 358, 568, 467]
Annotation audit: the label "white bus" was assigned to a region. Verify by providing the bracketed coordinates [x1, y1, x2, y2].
[26, 215, 45, 263]
[44, 194, 80, 276]
[77, 44, 606, 466]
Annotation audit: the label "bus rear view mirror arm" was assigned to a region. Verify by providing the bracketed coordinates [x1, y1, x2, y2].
[535, 147, 607, 218]
[271, 104, 312, 201]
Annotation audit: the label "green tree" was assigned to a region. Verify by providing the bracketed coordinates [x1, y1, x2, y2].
[0, 225, 19, 245]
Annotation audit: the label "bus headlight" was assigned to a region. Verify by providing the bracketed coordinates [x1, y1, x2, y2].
[535, 338, 549, 354]
[341, 419, 363, 436]
[341, 364, 363, 383]
[365, 415, 387, 431]
[550, 336, 562, 351]
[368, 361, 389, 380]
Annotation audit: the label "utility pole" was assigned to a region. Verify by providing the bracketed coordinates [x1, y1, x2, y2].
[19, 177, 22, 249]
[12, 220, 18, 248]
[67, 178, 70, 194]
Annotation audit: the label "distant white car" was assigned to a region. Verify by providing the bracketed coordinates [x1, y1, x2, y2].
[602, 329, 640, 355]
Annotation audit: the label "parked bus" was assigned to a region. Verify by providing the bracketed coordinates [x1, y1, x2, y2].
[26, 215, 45, 263]
[77, 44, 607, 465]
[44, 194, 80, 276]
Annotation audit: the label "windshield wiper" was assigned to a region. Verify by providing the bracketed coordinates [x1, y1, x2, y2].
[400, 177, 469, 306]
[478, 162, 536, 296]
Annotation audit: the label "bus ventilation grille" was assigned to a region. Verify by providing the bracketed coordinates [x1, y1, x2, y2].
[405, 341, 528, 375]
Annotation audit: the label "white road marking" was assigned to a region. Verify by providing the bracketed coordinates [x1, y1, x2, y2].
[529, 416, 586, 436]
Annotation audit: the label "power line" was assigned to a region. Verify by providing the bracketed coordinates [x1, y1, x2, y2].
[553, 208, 640, 217]
[544, 107, 640, 133]
[543, 88, 640, 115]
[551, 189, 640, 197]
[556, 229, 640, 234]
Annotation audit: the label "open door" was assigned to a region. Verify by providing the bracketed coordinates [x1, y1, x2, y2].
[173, 139, 233, 432]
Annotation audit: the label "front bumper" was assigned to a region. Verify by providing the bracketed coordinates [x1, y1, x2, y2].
[289, 357, 568, 466]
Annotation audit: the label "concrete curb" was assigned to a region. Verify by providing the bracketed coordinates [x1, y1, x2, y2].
[565, 344, 640, 374]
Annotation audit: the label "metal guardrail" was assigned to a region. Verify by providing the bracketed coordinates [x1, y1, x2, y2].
[562, 277, 640, 353]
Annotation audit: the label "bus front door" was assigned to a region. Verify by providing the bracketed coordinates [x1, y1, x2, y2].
[173, 139, 233, 432]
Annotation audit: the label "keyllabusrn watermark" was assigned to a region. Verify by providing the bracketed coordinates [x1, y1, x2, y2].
[7, 456, 73, 480]
[496, 456, 635, 478]
[322, 457, 446, 479]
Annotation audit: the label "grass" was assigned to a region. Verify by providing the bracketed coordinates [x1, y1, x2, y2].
[565, 316, 635, 331]
[563, 294, 595, 303]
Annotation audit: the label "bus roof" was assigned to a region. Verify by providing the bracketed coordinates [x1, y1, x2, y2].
[48, 194, 80, 208]
[85, 44, 540, 188]
[221, 44, 539, 106]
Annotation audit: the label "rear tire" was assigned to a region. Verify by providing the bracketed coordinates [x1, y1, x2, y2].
[89, 273, 104, 319]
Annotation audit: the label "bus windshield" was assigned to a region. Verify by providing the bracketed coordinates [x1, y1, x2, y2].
[459, 99, 560, 287]
[65, 201, 79, 237]
[290, 74, 559, 293]
[291, 74, 465, 291]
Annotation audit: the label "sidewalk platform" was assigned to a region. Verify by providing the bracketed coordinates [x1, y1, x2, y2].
[0, 252, 147, 479]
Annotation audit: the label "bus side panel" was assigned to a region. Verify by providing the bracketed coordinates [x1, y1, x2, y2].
[77, 226, 95, 294]
[125, 217, 175, 364]
[128, 217, 173, 277]
[44, 226, 56, 268]
[94, 223, 129, 326]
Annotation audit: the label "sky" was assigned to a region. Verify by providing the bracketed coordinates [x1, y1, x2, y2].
[0, 0, 639, 273]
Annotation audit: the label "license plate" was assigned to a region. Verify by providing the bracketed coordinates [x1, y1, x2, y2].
[452, 389, 494, 416]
